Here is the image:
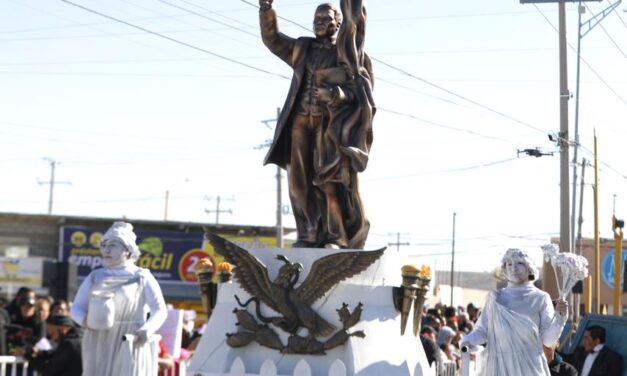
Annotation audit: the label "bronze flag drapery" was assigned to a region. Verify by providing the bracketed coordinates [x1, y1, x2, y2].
[314, 0, 375, 249]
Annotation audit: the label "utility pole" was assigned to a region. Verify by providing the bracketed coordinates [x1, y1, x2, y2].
[260, 107, 285, 248]
[576, 159, 587, 256]
[164, 190, 170, 221]
[612, 196, 623, 316]
[558, 0, 571, 255]
[274, 108, 284, 248]
[388, 232, 409, 252]
[593, 132, 600, 314]
[37, 158, 71, 215]
[571, 0, 622, 251]
[522, 0, 587, 255]
[574, 158, 586, 322]
[205, 196, 232, 225]
[450, 212, 457, 307]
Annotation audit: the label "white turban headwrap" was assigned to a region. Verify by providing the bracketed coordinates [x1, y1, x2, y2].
[101, 221, 141, 262]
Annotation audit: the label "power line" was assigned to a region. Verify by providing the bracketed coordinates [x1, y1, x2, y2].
[60, 0, 289, 80]
[577, 144, 627, 180]
[377, 107, 515, 143]
[233, 0, 551, 139]
[372, 57, 549, 136]
[585, 3, 627, 59]
[0, 70, 264, 78]
[533, 4, 627, 106]
[366, 157, 521, 182]
[56, 0, 530, 149]
[238, 0, 310, 32]
[376, 76, 467, 107]
[609, 0, 627, 29]
[0, 12, 226, 34]
[0, 27, 243, 43]
[156, 0, 259, 38]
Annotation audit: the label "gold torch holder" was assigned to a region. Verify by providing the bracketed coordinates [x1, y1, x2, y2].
[195, 259, 218, 319]
[393, 265, 431, 336]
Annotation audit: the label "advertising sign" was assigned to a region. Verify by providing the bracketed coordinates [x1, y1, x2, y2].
[601, 249, 627, 289]
[60, 226, 277, 283]
[0, 256, 45, 288]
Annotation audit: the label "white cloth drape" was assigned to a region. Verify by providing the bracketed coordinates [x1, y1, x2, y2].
[71, 264, 167, 376]
[464, 282, 566, 376]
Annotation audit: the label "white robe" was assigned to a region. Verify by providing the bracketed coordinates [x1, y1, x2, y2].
[464, 282, 566, 376]
[71, 263, 167, 376]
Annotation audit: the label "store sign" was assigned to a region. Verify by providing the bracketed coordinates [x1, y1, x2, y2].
[59, 226, 277, 283]
[601, 249, 627, 289]
[0, 257, 44, 288]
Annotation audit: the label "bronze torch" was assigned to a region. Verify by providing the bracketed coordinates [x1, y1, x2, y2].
[195, 257, 218, 318]
[395, 264, 431, 336]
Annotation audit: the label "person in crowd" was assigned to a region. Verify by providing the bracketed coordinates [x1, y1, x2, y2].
[420, 325, 444, 375]
[181, 309, 200, 350]
[433, 303, 445, 318]
[568, 325, 622, 376]
[70, 221, 167, 376]
[543, 341, 577, 376]
[443, 306, 458, 325]
[423, 314, 443, 333]
[466, 302, 480, 323]
[437, 325, 456, 347]
[50, 299, 70, 317]
[6, 293, 43, 355]
[457, 312, 474, 334]
[461, 248, 569, 376]
[4, 287, 33, 319]
[19, 315, 82, 376]
[35, 298, 51, 323]
[0, 307, 9, 355]
[157, 339, 174, 376]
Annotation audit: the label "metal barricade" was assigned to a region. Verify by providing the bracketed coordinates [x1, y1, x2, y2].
[0, 356, 39, 376]
[438, 360, 456, 376]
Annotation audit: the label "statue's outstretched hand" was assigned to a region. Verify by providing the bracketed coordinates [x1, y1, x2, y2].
[259, 0, 273, 11]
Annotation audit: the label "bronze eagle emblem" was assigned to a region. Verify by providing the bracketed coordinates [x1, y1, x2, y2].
[205, 232, 385, 338]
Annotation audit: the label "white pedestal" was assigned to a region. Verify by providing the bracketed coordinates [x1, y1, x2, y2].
[188, 248, 433, 376]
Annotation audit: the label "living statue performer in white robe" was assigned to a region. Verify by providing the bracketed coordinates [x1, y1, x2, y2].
[70, 222, 167, 376]
[461, 248, 568, 376]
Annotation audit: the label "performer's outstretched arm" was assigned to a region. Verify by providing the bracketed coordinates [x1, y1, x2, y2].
[462, 299, 488, 347]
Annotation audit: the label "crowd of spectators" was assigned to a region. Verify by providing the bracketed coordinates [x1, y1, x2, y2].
[419, 302, 480, 375]
[0, 286, 204, 376]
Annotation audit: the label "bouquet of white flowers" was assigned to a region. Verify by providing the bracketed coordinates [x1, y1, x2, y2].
[541, 244, 589, 299]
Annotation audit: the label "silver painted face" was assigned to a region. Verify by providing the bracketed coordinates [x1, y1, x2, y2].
[100, 238, 128, 267]
[504, 257, 529, 283]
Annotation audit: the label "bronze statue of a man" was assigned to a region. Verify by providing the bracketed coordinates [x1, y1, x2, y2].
[259, 0, 375, 249]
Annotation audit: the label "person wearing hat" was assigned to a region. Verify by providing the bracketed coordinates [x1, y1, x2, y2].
[70, 221, 167, 375]
[5, 291, 43, 355]
[461, 248, 569, 376]
[22, 315, 82, 376]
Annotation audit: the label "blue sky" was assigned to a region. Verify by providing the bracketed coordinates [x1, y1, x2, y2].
[1, 0, 626, 271]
